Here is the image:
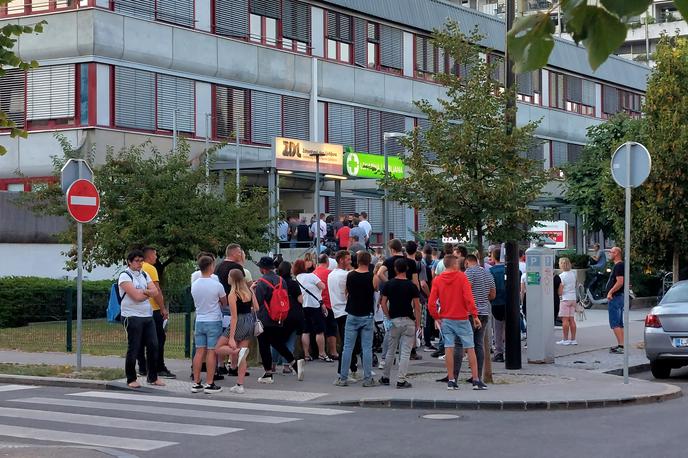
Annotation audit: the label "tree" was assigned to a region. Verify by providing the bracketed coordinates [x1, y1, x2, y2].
[636, 35, 688, 279]
[564, 114, 644, 240]
[384, 24, 548, 262]
[507, 0, 688, 72]
[22, 136, 273, 281]
[0, 0, 45, 156]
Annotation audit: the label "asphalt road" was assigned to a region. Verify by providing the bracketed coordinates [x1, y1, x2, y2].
[0, 372, 686, 458]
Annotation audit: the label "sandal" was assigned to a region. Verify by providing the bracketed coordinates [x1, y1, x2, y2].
[305, 356, 313, 362]
[318, 355, 334, 362]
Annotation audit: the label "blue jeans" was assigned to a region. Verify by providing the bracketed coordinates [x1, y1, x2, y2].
[272, 331, 297, 366]
[608, 295, 624, 329]
[339, 314, 374, 381]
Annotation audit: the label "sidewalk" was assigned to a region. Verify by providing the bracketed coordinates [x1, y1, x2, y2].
[1, 307, 680, 410]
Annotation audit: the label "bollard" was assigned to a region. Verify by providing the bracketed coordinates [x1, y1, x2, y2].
[525, 244, 555, 363]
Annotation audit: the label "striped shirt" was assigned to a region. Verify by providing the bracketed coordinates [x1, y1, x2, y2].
[465, 265, 495, 316]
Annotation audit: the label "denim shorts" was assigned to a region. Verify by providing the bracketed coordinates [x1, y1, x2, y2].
[195, 320, 223, 349]
[608, 295, 624, 329]
[441, 319, 475, 349]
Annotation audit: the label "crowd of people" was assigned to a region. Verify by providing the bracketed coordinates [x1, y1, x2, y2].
[117, 235, 625, 394]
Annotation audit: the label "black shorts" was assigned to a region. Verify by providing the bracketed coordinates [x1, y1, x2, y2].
[324, 309, 338, 337]
[303, 307, 326, 335]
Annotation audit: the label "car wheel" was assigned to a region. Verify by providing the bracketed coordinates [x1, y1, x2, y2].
[650, 360, 672, 379]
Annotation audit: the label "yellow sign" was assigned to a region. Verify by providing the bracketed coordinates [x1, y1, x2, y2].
[274, 137, 343, 174]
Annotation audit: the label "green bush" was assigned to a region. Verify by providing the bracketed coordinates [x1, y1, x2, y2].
[0, 277, 112, 328]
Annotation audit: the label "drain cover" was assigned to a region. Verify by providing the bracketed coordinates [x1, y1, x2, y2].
[422, 414, 460, 420]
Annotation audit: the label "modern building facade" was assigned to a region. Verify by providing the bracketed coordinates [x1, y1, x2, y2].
[0, 0, 648, 250]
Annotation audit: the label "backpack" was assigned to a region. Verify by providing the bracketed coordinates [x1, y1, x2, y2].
[490, 264, 507, 321]
[107, 271, 147, 323]
[258, 277, 290, 324]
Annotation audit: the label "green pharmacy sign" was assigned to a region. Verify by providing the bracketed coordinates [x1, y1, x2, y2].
[343, 147, 404, 179]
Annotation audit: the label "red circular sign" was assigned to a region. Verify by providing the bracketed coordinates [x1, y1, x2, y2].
[66, 179, 100, 223]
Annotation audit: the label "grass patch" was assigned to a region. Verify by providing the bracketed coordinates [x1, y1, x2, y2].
[0, 313, 190, 359]
[0, 363, 125, 380]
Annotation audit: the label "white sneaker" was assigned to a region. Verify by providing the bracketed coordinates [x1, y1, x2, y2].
[229, 384, 245, 394]
[569, 340, 578, 345]
[378, 360, 386, 370]
[439, 354, 446, 361]
[296, 359, 305, 381]
[257, 374, 274, 384]
[556, 340, 567, 345]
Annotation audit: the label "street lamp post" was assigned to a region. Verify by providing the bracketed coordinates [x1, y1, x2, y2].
[235, 113, 243, 204]
[204, 113, 211, 193]
[309, 151, 326, 253]
[382, 132, 405, 256]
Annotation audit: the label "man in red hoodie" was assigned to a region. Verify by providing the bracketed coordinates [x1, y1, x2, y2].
[428, 255, 488, 390]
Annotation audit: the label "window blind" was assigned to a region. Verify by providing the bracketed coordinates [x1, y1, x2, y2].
[115, 67, 155, 130]
[27, 65, 75, 121]
[0, 69, 26, 128]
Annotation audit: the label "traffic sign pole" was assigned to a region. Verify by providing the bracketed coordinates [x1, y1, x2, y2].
[623, 144, 631, 385]
[76, 222, 83, 372]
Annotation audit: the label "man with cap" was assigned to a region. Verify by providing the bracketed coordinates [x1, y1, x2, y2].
[254, 257, 305, 383]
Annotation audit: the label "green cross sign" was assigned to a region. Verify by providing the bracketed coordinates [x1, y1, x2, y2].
[342, 147, 404, 179]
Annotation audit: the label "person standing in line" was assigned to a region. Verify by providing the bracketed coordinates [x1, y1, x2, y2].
[272, 261, 305, 376]
[303, 252, 316, 273]
[254, 257, 305, 383]
[421, 244, 439, 352]
[428, 255, 487, 390]
[328, 250, 360, 381]
[293, 259, 332, 362]
[489, 248, 507, 363]
[119, 249, 164, 388]
[349, 218, 367, 250]
[335, 251, 379, 387]
[215, 269, 255, 394]
[379, 259, 420, 389]
[606, 247, 626, 354]
[310, 212, 327, 244]
[314, 254, 339, 360]
[358, 211, 372, 249]
[296, 217, 311, 246]
[138, 246, 175, 379]
[278, 218, 289, 247]
[214, 244, 245, 378]
[406, 241, 427, 361]
[336, 218, 351, 251]
[556, 257, 578, 346]
[437, 254, 495, 384]
[434, 243, 455, 277]
[190, 255, 228, 393]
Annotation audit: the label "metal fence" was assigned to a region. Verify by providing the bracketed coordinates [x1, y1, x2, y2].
[0, 285, 194, 359]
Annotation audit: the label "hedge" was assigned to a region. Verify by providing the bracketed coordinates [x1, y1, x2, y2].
[0, 277, 191, 328]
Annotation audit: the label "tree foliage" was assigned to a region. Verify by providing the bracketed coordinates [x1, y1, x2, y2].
[21, 136, 273, 276]
[383, 23, 549, 258]
[564, 114, 643, 238]
[0, 0, 46, 156]
[508, 0, 688, 72]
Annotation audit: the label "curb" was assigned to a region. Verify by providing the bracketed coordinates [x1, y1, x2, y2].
[326, 383, 682, 411]
[0, 374, 134, 391]
[604, 363, 651, 376]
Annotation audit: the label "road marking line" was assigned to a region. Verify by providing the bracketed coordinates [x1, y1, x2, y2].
[70, 196, 97, 206]
[0, 407, 241, 436]
[0, 425, 176, 451]
[14, 398, 300, 424]
[0, 385, 37, 393]
[70, 391, 352, 416]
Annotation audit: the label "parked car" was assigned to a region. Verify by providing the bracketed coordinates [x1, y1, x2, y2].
[644, 280, 688, 378]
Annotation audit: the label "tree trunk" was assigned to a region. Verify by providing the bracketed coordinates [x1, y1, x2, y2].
[673, 249, 680, 285]
[476, 222, 493, 383]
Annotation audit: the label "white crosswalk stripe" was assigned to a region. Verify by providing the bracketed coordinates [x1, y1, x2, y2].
[0, 389, 353, 452]
[0, 385, 38, 393]
[69, 391, 352, 416]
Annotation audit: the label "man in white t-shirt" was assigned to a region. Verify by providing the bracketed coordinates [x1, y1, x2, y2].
[358, 211, 372, 248]
[190, 255, 229, 394]
[310, 213, 327, 241]
[328, 250, 360, 379]
[118, 249, 165, 388]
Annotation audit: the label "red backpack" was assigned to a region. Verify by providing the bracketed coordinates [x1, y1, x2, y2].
[258, 277, 290, 324]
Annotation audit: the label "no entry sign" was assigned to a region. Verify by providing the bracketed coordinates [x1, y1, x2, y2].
[66, 179, 100, 223]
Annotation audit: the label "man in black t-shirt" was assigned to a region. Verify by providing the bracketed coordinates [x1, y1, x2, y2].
[606, 247, 625, 354]
[377, 239, 419, 288]
[379, 258, 420, 389]
[334, 251, 379, 387]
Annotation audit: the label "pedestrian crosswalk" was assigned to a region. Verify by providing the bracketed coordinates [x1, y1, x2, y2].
[0, 385, 352, 452]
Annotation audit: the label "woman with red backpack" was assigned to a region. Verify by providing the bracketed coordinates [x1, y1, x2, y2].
[254, 257, 305, 384]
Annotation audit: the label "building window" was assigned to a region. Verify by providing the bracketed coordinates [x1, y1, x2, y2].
[415, 35, 437, 80]
[0, 0, 81, 17]
[0, 69, 26, 130]
[327, 103, 405, 155]
[326, 10, 353, 63]
[282, 0, 310, 53]
[250, 90, 281, 145]
[156, 74, 195, 133]
[549, 72, 595, 116]
[602, 85, 642, 118]
[215, 85, 248, 141]
[551, 141, 583, 167]
[489, 54, 505, 86]
[516, 70, 541, 105]
[215, 0, 249, 38]
[283, 96, 310, 140]
[249, 0, 280, 46]
[114, 0, 155, 21]
[156, 0, 194, 28]
[26, 65, 77, 128]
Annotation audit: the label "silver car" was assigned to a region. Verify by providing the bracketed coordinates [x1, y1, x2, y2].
[644, 280, 688, 378]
